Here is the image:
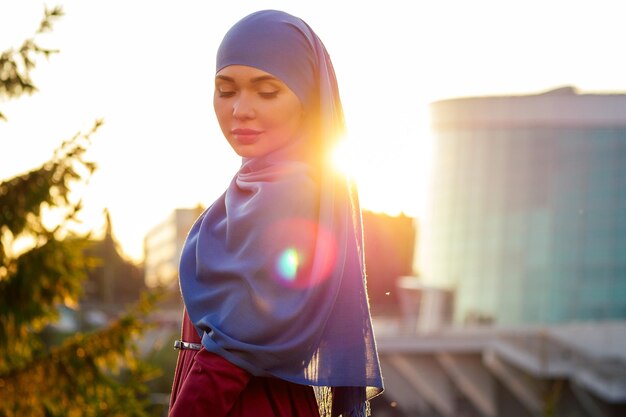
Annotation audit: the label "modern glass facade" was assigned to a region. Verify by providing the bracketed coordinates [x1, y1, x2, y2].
[423, 87, 626, 324]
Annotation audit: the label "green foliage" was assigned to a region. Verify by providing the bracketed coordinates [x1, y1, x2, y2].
[0, 6, 63, 121]
[0, 121, 101, 369]
[0, 7, 157, 416]
[0, 293, 159, 417]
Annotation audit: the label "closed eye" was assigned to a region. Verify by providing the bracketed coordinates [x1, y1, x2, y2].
[259, 91, 279, 99]
[218, 90, 236, 98]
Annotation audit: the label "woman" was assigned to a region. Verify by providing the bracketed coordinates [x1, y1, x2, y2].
[169, 10, 383, 417]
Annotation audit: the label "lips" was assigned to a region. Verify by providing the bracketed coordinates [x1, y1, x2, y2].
[231, 128, 263, 145]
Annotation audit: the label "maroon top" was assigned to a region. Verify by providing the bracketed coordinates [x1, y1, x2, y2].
[169, 310, 320, 417]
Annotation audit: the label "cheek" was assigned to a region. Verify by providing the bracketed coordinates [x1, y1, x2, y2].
[282, 109, 304, 135]
[273, 102, 304, 132]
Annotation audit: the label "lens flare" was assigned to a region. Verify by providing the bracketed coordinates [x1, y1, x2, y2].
[277, 248, 300, 282]
[262, 218, 338, 288]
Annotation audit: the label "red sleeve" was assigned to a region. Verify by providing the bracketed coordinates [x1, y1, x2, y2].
[169, 348, 251, 417]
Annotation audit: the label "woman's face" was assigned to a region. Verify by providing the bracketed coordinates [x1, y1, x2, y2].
[214, 65, 305, 158]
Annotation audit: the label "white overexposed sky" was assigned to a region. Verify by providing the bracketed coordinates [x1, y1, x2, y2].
[1, 0, 625, 261]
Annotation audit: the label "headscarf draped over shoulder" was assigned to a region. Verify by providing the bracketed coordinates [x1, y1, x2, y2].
[179, 10, 383, 416]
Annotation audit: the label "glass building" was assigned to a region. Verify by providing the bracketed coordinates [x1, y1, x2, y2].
[422, 87, 626, 324]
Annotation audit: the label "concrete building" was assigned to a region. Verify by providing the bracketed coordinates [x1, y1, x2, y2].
[421, 86, 626, 324]
[83, 211, 145, 309]
[143, 206, 204, 287]
[372, 316, 626, 417]
[369, 87, 626, 417]
[362, 211, 416, 314]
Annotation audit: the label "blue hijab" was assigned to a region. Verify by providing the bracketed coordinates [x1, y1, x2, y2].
[179, 10, 383, 416]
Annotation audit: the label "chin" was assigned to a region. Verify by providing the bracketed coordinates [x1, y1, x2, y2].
[232, 147, 262, 159]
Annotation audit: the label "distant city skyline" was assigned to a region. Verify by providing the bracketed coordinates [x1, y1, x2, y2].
[2, 0, 625, 261]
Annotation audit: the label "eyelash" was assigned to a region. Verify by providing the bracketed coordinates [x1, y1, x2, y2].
[259, 91, 279, 99]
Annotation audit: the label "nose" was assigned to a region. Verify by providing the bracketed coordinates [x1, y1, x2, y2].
[232, 93, 255, 120]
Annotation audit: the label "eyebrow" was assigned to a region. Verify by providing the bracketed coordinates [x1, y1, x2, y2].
[215, 75, 279, 83]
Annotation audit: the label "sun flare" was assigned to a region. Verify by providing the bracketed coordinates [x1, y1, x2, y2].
[331, 137, 360, 178]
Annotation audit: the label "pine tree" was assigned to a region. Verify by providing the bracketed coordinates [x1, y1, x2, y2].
[0, 7, 155, 416]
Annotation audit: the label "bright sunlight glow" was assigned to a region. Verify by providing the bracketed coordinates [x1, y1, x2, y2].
[331, 137, 359, 178]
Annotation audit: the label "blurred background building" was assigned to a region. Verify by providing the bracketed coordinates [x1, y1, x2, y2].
[372, 87, 626, 417]
[83, 210, 145, 308]
[362, 211, 416, 315]
[422, 86, 626, 325]
[143, 206, 204, 288]
[49, 210, 146, 334]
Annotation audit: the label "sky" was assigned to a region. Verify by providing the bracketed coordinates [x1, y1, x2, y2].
[1, 0, 625, 262]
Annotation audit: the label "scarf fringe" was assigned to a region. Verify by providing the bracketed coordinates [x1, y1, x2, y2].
[313, 387, 371, 417]
[314, 386, 333, 417]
